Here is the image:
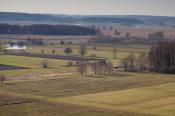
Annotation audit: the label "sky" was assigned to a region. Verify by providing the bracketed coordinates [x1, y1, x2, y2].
[0, 0, 175, 16]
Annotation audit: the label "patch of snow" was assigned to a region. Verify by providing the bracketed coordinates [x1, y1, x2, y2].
[6, 45, 26, 50]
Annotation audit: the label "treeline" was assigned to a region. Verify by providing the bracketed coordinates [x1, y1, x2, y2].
[0, 24, 97, 36]
[121, 41, 175, 74]
[148, 31, 164, 40]
[89, 36, 167, 44]
[82, 17, 143, 24]
[149, 42, 175, 73]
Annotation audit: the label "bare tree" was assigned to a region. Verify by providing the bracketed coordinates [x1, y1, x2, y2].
[148, 41, 175, 73]
[113, 46, 117, 59]
[121, 57, 129, 71]
[0, 75, 6, 85]
[77, 61, 87, 77]
[105, 61, 113, 74]
[91, 60, 111, 75]
[79, 45, 87, 56]
[127, 53, 135, 71]
[91, 61, 98, 75]
[52, 49, 55, 54]
[149, 31, 164, 40]
[41, 49, 44, 54]
[64, 47, 72, 56]
[137, 52, 148, 71]
[121, 53, 136, 72]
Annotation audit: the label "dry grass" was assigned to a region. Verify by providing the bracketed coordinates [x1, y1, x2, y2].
[1, 72, 175, 98]
[101, 26, 175, 38]
[56, 82, 175, 116]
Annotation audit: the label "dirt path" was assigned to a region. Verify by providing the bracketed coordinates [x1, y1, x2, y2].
[7, 71, 78, 83]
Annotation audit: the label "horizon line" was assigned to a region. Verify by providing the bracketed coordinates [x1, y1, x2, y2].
[1, 11, 175, 17]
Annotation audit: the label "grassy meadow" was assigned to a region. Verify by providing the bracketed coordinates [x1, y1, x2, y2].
[0, 43, 175, 116]
[0, 72, 175, 115]
[56, 82, 175, 116]
[25, 44, 150, 65]
[0, 43, 149, 78]
[0, 55, 76, 78]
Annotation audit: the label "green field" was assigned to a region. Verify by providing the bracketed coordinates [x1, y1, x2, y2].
[0, 43, 175, 116]
[1, 73, 175, 98]
[0, 44, 149, 77]
[25, 44, 150, 65]
[0, 99, 154, 116]
[56, 83, 175, 116]
[0, 55, 67, 68]
[0, 55, 76, 78]
[0, 72, 175, 115]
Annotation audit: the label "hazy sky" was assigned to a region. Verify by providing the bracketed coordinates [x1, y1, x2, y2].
[0, 0, 175, 16]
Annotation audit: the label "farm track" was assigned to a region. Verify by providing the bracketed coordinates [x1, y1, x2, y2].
[7, 52, 105, 62]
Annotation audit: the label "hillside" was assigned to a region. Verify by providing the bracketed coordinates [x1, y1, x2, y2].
[1, 12, 175, 26]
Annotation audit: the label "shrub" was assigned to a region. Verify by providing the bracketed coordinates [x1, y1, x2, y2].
[67, 61, 73, 66]
[0, 75, 6, 85]
[41, 59, 48, 68]
[60, 41, 65, 45]
[52, 49, 55, 54]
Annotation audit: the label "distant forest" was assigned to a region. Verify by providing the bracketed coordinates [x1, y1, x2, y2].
[0, 24, 97, 36]
[1, 12, 175, 26]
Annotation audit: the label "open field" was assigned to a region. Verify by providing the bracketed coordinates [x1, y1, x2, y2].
[56, 82, 175, 116]
[0, 93, 154, 116]
[0, 55, 76, 79]
[0, 41, 175, 116]
[1, 5, 175, 116]
[1, 26, 175, 41]
[0, 34, 94, 43]
[100, 26, 175, 38]
[1, 73, 175, 98]
[0, 72, 175, 115]
[0, 55, 67, 68]
[26, 44, 149, 56]
[0, 93, 33, 106]
[24, 44, 150, 65]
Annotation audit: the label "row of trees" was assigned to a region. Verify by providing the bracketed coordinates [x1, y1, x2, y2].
[149, 31, 164, 40]
[40, 59, 112, 77]
[91, 60, 113, 75]
[40, 44, 118, 59]
[77, 60, 113, 77]
[121, 41, 175, 73]
[149, 42, 175, 73]
[0, 24, 97, 36]
[121, 53, 148, 72]
[41, 45, 87, 57]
